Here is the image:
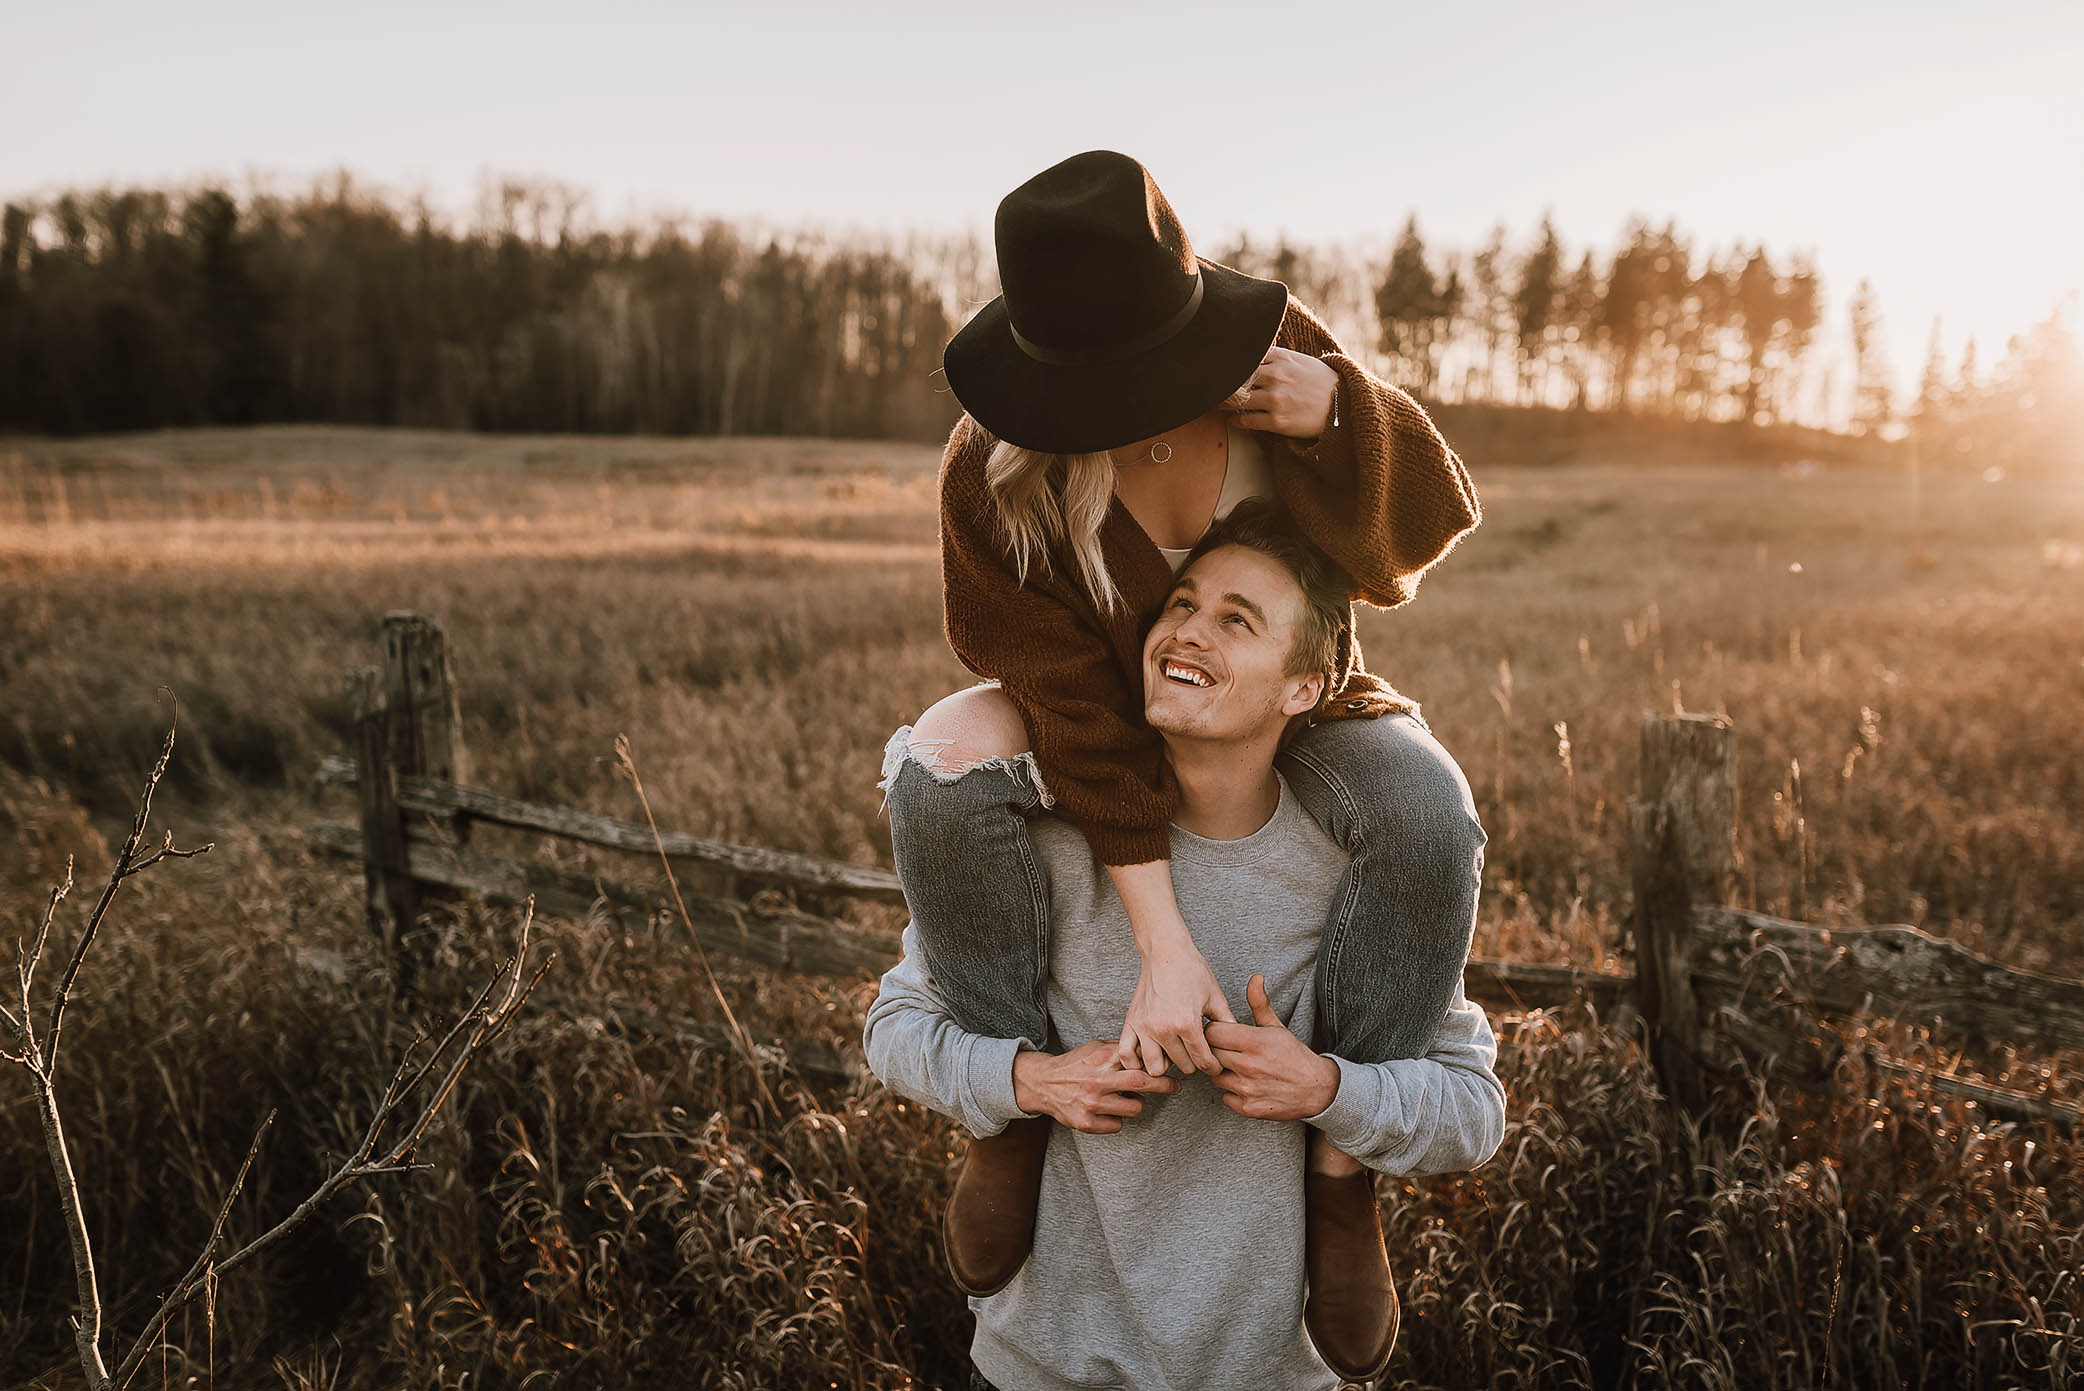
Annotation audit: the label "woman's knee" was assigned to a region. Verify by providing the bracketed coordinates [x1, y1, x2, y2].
[907, 684, 1033, 774]
[1283, 712, 1486, 857]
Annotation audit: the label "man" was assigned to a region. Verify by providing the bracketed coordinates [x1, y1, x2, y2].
[864, 504, 1506, 1389]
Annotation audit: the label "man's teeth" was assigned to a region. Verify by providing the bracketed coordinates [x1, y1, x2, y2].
[1163, 661, 1213, 687]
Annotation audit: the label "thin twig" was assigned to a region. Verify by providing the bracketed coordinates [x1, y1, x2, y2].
[113, 839, 214, 881]
[610, 733, 780, 1115]
[390, 951, 517, 1103]
[14, 856, 74, 1037]
[48, 698, 214, 1073]
[377, 951, 551, 1167]
[178, 1112, 276, 1286]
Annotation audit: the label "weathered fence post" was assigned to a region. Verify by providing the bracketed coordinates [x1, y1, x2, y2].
[379, 612, 470, 848]
[348, 664, 417, 987]
[1629, 712, 1736, 1115]
[346, 612, 466, 988]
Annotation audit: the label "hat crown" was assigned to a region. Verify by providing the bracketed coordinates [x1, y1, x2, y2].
[994, 150, 1200, 359]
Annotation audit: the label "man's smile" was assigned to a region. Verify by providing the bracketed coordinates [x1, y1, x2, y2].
[1159, 654, 1218, 688]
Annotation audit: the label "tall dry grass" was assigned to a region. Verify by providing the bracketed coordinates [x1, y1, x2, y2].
[3, 425, 2082, 1385]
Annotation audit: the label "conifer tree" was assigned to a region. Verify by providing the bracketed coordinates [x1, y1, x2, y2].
[1512, 216, 1562, 406]
[1848, 278, 1893, 434]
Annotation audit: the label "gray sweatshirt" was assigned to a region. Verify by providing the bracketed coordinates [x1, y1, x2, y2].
[862, 774, 1507, 1391]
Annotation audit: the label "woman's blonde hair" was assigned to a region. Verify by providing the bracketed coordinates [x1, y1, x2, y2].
[979, 381, 1256, 615]
[983, 441, 1126, 613]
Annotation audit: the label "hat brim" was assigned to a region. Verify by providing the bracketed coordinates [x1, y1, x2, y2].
[942, 256, 1290, 455]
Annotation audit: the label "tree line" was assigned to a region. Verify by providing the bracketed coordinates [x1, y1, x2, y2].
[1220, 216, 2077, 468]
[0, 177, 2075, 469]
[0, 178, 968, 440]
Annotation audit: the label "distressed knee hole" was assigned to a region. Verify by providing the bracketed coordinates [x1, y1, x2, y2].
[876, 724, 1055, 810]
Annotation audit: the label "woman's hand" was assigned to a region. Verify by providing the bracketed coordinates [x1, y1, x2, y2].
[1104, 859, 1234, 1076]
[1013, 1041, 1180, 1134]
[1118, 931, 1235, 1077]
[1225, 347, 1339, 440]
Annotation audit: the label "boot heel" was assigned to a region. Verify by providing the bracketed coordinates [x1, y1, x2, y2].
[1303, 1169, 1399, 1380]
[943, 1114, 1052, 1297]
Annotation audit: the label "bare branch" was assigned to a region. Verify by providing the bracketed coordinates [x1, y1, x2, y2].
[108, 1111, 274, 1390]
[114, 841, 214, 882]
[17, 855, 74, 1029]
[410, 949, 518, 1080]
[48, 700, 191, 1073]
[376, 917, 547, 1170]
[379, 952, 551, 1169]
[33, 1071, 110, 1387]
[29, 701, 189, 1390]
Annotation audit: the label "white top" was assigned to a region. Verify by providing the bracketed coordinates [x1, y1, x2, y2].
[1155, 425, 1277, 574]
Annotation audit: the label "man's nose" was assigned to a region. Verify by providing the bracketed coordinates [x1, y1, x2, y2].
[1174, 610, 1214, 646]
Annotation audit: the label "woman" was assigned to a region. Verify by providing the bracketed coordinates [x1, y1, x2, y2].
[881, 150, 1485, 1382]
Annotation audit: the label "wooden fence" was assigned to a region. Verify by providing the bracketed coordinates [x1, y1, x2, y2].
[311, 613, 2084, 1126]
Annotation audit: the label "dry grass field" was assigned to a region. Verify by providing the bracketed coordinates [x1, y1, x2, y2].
[3, 424, 2082, 1388]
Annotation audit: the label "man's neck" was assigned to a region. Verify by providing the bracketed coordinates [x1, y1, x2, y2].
[1166, 732, 1283, 841]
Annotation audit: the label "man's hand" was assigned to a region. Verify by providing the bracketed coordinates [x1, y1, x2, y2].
[1208, 973, 1341, 1121]
[1225, 347, 1339, 440]
[1014, 1041, 1180, 1134]
[1118, 934, 1235, 1077]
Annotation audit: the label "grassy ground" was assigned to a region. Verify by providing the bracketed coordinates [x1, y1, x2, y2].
[2, 425, 2081, 1387]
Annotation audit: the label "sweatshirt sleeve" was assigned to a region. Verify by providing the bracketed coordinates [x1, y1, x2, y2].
[1302, 983, 1507, 1176]
[938, 417, 1179, 866]
[1262, 296, 1484, 610]
[861, 921, 1036, 1139]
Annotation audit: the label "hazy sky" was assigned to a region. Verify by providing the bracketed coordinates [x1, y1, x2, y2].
[9, 0, 2081, 398]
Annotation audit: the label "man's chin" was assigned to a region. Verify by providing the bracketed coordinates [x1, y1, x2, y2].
[1144, 697, 1207, 738]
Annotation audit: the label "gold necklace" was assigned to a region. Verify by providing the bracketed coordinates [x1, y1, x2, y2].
[1115, 415, 1219, 467]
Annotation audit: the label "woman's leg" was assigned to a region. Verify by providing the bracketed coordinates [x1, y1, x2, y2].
[879, 684, 1055, 1048]
[1275, 709, 1485, 1379]
[1276, 709, 1487, 1069]
[879, 684, 1056, 1297]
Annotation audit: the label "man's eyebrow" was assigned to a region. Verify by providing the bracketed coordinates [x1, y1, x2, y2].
[1221, 591, 1269, 626]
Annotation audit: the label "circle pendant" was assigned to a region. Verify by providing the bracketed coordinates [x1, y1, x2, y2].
[1150, 442, 1173, 463]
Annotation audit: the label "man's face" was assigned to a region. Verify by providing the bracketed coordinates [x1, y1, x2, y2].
[1142, 544, 1322, 743]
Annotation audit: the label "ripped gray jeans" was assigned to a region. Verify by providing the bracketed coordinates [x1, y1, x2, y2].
[879, 707, 1487, 1065]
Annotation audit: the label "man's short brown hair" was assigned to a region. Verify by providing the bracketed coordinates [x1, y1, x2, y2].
[1181, 499, 1351, 710]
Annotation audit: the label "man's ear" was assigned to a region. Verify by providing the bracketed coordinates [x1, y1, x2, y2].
[1280, 671, 1326, 718]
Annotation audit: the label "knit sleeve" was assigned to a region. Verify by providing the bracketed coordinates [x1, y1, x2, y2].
[1264, 297, 1483, 609]
[939, 420, 1178, 866]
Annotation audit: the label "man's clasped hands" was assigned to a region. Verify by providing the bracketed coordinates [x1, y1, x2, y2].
[1010, 973, 1341, 1134]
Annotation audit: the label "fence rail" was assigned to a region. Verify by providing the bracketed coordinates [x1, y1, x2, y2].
[314, 755, 904, 902]
[310, 613, 2084, 1128]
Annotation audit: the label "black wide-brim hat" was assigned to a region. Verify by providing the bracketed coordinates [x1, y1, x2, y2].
[943, 150, 1290, 456]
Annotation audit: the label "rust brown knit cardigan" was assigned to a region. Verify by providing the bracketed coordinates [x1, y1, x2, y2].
[938, 292, 1482, 866]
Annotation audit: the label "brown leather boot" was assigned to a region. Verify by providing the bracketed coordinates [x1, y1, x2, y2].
[943, 1114, 1051, 1296]
[1304, 1169, 1399, 1381]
